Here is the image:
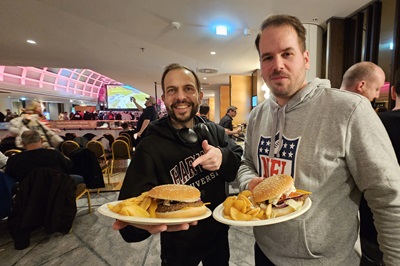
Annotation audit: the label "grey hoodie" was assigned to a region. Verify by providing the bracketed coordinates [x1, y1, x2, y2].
[237, 78, 400, 265]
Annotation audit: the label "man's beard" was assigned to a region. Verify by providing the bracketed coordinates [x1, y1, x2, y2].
[167, 101, 199, 124]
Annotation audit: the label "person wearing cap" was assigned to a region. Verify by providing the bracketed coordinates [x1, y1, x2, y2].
[132, 96, 157, 146]
[219, 106, 242, 137]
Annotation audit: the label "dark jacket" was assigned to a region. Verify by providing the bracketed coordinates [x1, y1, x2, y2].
[8, 167, 77, 249]
[69, 148, 105, 189]
[118, 116, 243, 260]
[6, 148, 73, 182]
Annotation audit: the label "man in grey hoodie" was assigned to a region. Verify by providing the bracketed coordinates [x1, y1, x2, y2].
[237, 14, 400, 265]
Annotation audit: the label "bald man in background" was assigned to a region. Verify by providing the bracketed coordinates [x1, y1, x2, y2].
[340, 61, 385, 102]
[340, 61, 387, 265]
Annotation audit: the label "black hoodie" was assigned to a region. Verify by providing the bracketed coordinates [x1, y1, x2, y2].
[118, 115, 243, 258]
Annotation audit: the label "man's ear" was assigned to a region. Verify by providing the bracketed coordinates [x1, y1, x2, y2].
[161, 94, 165, 102]
[391, 86, 397, 100]
[357, 81, 366, 93]
[303, 51, 310, 70]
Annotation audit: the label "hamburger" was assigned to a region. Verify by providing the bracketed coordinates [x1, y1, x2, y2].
[252, 174, 310, 217]
[147, 184, 207, 218]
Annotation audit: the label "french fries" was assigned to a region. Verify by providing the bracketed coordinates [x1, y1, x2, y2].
[222, 190, 273, 221]
[108, 192, 158, 218]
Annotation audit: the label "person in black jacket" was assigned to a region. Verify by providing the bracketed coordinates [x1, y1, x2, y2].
[113, 63, 243, 266]
[6, 130, 74, 183]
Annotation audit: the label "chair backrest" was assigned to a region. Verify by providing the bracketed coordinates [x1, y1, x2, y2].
[4, 149, 22, 157]
[0, 136, 17, 153]
[82, 133, 97, 141]
[61, 140, 80, 157]
[111, 140, 131, 160]
[103, 133, 115, 147]
[8, 167, 77, 248]
[119, 132, 131, 140]
[86, 140, 107, 160]
[116, 135, 130, 147]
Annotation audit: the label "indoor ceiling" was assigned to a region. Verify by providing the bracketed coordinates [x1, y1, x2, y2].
[0, 0, 372, 102]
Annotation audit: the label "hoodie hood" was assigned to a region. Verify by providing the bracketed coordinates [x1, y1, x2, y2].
[268, 78, 331, 157]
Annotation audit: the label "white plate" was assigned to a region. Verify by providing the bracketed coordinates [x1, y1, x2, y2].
[212, 197, 312, 227]
[98, 200, 212, 225]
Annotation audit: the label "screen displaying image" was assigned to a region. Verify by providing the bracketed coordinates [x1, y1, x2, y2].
[106, 84, 149, 110]
[252, 95, 258, 107]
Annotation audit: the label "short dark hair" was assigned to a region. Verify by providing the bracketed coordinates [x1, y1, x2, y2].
[21, 130, 41, 145]
[121, 122, 128, 129]
[161, 63, 201, 93]
[199, 105, 210, 115]
[255, 14, 307, 55]
[394, 68, 400, 95]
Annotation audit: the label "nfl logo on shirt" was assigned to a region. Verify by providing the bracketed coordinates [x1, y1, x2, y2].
[258, 133, 300, 178]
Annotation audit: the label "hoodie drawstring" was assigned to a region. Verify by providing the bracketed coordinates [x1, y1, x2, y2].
[268, 104, 286, 158]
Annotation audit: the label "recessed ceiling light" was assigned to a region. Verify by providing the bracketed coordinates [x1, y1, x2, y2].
[210, 51, 216, 55]
[27, 39, 37, 44]
[216, 26, 227, 36]
[203, 77, 207, 80]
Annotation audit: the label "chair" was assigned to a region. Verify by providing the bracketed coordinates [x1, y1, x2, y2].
[119, 132, 131, 141]
[116, 135, 131, 148]
[75, 183, 92, 213]
[0, 136, 17, 153]
[4, 149, 22, 157]
[102, 133, 115, 149]
[8, 167, 77, 250]
[61, 140, 80, 157]
[110, 140, 132, 175]
[86, 140, 111, 184]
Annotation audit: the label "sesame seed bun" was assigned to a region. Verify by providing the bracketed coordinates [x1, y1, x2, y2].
[147, 184, 200, 203]
[252, 174, 294, 203]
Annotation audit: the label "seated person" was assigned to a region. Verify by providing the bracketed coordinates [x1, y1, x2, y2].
[5, 130, 83, 185]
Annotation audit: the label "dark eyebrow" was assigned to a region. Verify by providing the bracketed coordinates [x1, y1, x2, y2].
[165, 85, 177, 90]
[261, 47, 295, 58]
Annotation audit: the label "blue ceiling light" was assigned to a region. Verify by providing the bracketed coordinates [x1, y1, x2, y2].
[216, 25, 228, 36]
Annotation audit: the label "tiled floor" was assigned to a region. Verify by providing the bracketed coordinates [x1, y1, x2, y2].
[0, 167, 255, 266]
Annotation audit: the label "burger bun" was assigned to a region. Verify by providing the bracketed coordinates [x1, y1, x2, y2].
[253, 174, 294, 203]
[148, 184, 200, 202]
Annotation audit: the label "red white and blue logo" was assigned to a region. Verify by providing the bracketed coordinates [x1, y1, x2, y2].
[258, 133, 300, 178]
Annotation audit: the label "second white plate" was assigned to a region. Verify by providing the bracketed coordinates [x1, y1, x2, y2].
[212, 197, 312, 227]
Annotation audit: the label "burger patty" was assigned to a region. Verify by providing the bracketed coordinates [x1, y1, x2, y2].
[277, 194, 309, 205]
[156, 201, 204, 213]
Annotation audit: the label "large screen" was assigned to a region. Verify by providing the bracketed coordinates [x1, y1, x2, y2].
[106, 84, 149, 110]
